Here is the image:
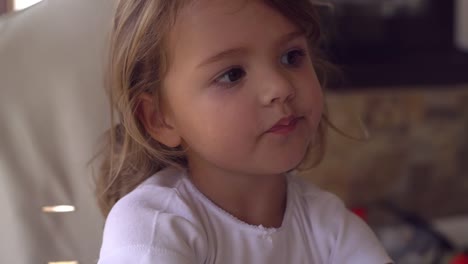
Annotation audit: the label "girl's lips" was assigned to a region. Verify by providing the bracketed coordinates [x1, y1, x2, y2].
[267, 115, 300, 134]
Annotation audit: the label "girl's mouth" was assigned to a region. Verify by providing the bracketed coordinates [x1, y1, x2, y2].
[267, 115, 301, 135]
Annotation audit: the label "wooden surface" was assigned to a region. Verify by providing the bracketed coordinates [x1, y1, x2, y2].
[305, 84, 468, 221]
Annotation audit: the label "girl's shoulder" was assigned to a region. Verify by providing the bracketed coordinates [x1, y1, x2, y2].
[99, 167, 207, 263]
[110, 167, 188, 216]
[287, 174, 393, 264]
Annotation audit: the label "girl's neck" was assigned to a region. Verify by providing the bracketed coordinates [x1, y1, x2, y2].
[187, 161, 287, 228]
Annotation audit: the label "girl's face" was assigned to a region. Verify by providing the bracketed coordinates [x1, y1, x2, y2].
[161, 0, 323, 177]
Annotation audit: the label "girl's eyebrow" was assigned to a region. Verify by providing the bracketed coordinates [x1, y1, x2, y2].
[197, 29, 305, 68]
[197, 47, 249, 69]
[275, 29, 306, 48]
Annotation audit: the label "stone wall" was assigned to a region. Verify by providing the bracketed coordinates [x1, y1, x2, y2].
[301, 84, 468, 219]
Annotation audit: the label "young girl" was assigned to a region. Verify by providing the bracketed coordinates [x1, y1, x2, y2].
[97, 0, 393, 263]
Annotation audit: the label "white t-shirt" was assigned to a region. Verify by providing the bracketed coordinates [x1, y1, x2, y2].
[98, 167, 392, 264]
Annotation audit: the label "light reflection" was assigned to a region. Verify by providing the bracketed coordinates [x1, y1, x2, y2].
[42, 205, 76, 213]
[14, 0, 43, 11]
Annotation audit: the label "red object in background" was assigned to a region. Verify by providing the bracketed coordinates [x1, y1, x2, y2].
[451, 253, 468, 264]
[351, 207, 368, 222]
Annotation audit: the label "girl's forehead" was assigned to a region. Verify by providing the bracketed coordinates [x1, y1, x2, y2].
[166, 0, 298, 63]
[177, 0, 261, 29]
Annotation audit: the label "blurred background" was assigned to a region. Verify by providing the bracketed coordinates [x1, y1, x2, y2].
[0, 0, 467, 263]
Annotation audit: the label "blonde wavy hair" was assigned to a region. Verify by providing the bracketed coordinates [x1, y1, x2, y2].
[96, 0, 333, 217]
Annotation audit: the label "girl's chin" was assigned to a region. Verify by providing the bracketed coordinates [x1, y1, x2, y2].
[266, 153, 307, 174]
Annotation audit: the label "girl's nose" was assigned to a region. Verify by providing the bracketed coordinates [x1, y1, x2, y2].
[259, 68, 296, 106]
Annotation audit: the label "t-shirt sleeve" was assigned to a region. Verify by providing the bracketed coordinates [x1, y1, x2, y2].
[97, 187, 205, 264]
[321, 193, 394, 264]
[97, 244, 193, 264]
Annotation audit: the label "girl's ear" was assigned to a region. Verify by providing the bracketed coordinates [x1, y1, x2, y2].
[137, 92, 182, 148]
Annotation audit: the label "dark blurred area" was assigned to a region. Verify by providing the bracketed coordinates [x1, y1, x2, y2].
[318, 0, 468, 88]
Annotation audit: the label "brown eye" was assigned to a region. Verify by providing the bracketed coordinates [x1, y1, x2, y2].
[214, 67, 246, 88]
[281, 49, 306, 67]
